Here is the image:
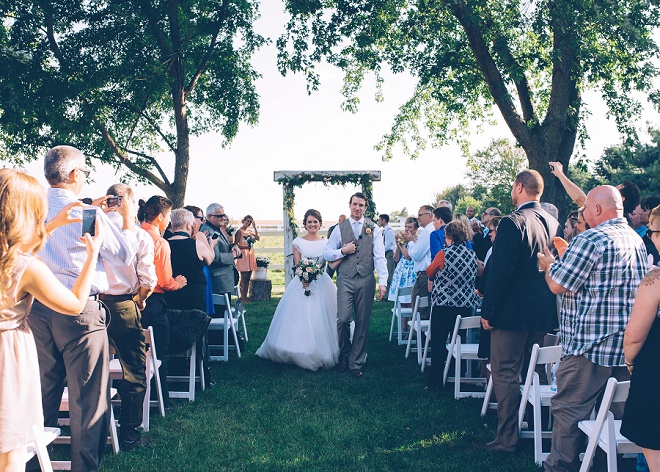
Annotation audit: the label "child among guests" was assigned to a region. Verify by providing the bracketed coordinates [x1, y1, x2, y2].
[0, 169, 101, 471]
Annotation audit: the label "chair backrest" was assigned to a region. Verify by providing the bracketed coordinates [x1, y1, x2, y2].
[143, 326, 158, 362]
[590, 378, 631, 442]
[458, 315, 482, 330]
[412, 294, 429, 314]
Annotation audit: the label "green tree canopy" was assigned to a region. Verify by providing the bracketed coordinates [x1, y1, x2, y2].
[278, 0, 660, 216]
[0, 0, 265, 206]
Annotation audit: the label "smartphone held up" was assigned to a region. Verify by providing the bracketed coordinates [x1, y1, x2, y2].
[82, 208, 97, 236]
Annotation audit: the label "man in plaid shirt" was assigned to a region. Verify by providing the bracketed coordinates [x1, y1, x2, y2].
[538, 185, 647, 472]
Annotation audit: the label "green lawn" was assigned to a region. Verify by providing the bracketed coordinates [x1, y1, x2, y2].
[92, 296, 551, 471]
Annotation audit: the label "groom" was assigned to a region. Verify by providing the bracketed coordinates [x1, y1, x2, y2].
[324, 192, 388, 378]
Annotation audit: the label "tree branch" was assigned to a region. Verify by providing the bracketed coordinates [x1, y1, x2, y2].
[136, 0, 174, 60]
[491, 37, 536, 123]
[185, 0, 230, 94]
[139, 111, 177, 154]
[445, 0, 531, 148]
[125, 148, 170, 184]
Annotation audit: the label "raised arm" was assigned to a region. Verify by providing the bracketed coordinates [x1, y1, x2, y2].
[549, 161, 586, 207]
[21, 234, 102, 314]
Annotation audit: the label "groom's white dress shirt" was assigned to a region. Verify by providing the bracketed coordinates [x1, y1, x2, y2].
[324, 216, 389, 284]
[408, 222, 433, 273]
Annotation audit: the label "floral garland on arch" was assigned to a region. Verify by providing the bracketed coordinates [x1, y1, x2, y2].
[277, 172, 377, 239]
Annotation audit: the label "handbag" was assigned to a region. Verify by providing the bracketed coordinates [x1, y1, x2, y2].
[166, 308, 212, 355]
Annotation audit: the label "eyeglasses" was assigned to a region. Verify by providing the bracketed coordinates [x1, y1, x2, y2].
[195, 216, 205, 221]
[209, 214, 225, 219]
[648, 229, 659, 237]
[417, 212, 431, 217]
[77, 168, 91, 178]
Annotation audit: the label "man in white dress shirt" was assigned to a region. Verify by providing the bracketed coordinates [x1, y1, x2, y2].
[102, 183, 157, 450]
[378, 213, 396, 293]
[324, 193, 388, 377]
[401, 205, 434, 319]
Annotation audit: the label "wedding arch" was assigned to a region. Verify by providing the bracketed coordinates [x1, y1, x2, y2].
[274, 170, 381, 284]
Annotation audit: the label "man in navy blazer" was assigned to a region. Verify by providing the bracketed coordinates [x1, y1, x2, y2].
[475, 169, 560, 453]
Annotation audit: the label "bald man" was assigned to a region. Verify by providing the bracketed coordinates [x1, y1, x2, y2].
[537, 185, 648, 472]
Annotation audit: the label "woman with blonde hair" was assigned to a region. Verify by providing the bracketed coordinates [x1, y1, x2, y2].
[0, 169, 101, 471]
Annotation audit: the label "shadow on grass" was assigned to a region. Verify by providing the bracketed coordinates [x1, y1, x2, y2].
[96, 297, 547, 471]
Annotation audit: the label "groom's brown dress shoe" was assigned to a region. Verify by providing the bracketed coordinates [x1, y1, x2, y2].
[350, 368, 363, 378]
[472, 439, 516, 453]
[337, 357, 348, 372]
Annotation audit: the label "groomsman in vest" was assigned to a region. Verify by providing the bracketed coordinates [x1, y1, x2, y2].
[378, 213, 396, 293]
[325, 193, 388, 378]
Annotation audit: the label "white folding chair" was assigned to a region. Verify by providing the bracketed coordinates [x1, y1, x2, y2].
[442, 315, 487, 398]
[481, 363, 496, 416]
[109, 326, 165, 431]
[389, 286, 413, 345]
[25, 426, 60, 472]
[578, 378, 641, 472]
[53, 387, 119, 469]
[517, 344, 562, 465]
[168, 341, 204, 402]
[405, 295, 430, 364]
[208, 293, 241, 361]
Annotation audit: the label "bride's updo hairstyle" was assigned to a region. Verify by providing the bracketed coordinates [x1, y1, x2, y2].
[303, 209, 322, 228]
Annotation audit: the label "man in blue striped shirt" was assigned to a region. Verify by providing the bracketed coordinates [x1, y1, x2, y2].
[28, 145, 137, 471]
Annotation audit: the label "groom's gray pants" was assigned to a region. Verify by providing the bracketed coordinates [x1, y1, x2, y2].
[337, 272, 375, 370]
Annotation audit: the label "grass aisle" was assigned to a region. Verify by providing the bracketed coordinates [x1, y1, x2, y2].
[99, 297, 542, 471]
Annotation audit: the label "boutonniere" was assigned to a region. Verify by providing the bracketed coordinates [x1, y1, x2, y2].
[364, 222, 374, 235]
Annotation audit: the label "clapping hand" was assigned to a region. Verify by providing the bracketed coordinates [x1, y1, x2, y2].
[537, 248, 556, 273]
[175, 275, 187, 289]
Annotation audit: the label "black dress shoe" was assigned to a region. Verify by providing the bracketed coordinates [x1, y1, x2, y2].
[337, 357, 348, 372]
[472, 439, 516, 453]
[350, 368, 363, 378]
[120, 436, 151, 451]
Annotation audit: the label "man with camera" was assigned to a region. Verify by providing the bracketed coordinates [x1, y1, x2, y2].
[200, 203, 241, 300]
[29, 146, 137, 471]
[102, 183, 157, 450]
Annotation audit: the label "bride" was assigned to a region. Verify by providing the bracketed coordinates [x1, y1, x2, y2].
[256, 209, 340, 370]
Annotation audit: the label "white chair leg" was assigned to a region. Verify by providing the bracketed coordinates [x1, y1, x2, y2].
[389, 310, 396, 342]
[109, 402, 119, 454]
[241, 315, 248, 342]
[481, 376, 493, 416]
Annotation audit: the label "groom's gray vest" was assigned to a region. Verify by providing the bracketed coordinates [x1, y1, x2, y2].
[337, 218, 375, 278]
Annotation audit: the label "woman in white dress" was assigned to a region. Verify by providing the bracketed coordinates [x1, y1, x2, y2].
[256, 209, 340, 370]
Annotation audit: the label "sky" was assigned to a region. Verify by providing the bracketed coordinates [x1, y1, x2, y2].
[9, 2, 660, 224]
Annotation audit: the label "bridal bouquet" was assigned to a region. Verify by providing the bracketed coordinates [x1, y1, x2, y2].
[294, 258, 325, 296]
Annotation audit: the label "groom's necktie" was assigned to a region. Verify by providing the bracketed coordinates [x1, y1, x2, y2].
[352, 220, 361, 239]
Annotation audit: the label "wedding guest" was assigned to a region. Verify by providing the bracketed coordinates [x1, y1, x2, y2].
[430, 206, 453, 259]
[29, 146, 137, 471]
[102, 183, 156, 450]
[563, 217, 578, 243]
[466, 205, 478, 224]
[184, 205, 215, 315]
[471, 208, 502, 262]
[201, 204, 241, 301]
[476, 216, 503, 362]
[426, 221, 479, 391]
[639, 196, 660, 266]
[235, 215, 260, 303]
[476, 170, 559, 454]
[538, 185, 647, 471]
[401, 205, 434, 319]
[388, 217, 419, 303]
[139, 196, 187, 410]
[453, 213, 474, 249]
[167, 208, 215, 388]
[166, 209, 214, 311]
[621, 204, 660, 470]
[378, 214, 396, 293]
[576, 207, 590, 233]
[0, 169, 101, 472]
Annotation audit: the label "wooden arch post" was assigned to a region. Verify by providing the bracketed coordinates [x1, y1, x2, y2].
[274, 170, 381, 285]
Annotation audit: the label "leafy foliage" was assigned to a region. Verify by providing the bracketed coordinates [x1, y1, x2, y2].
[0, 0, 265, 205]
[279, 0, 660, 216]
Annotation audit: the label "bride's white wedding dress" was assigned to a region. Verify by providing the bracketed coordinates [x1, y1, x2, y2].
[256, 237, 339, 370]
